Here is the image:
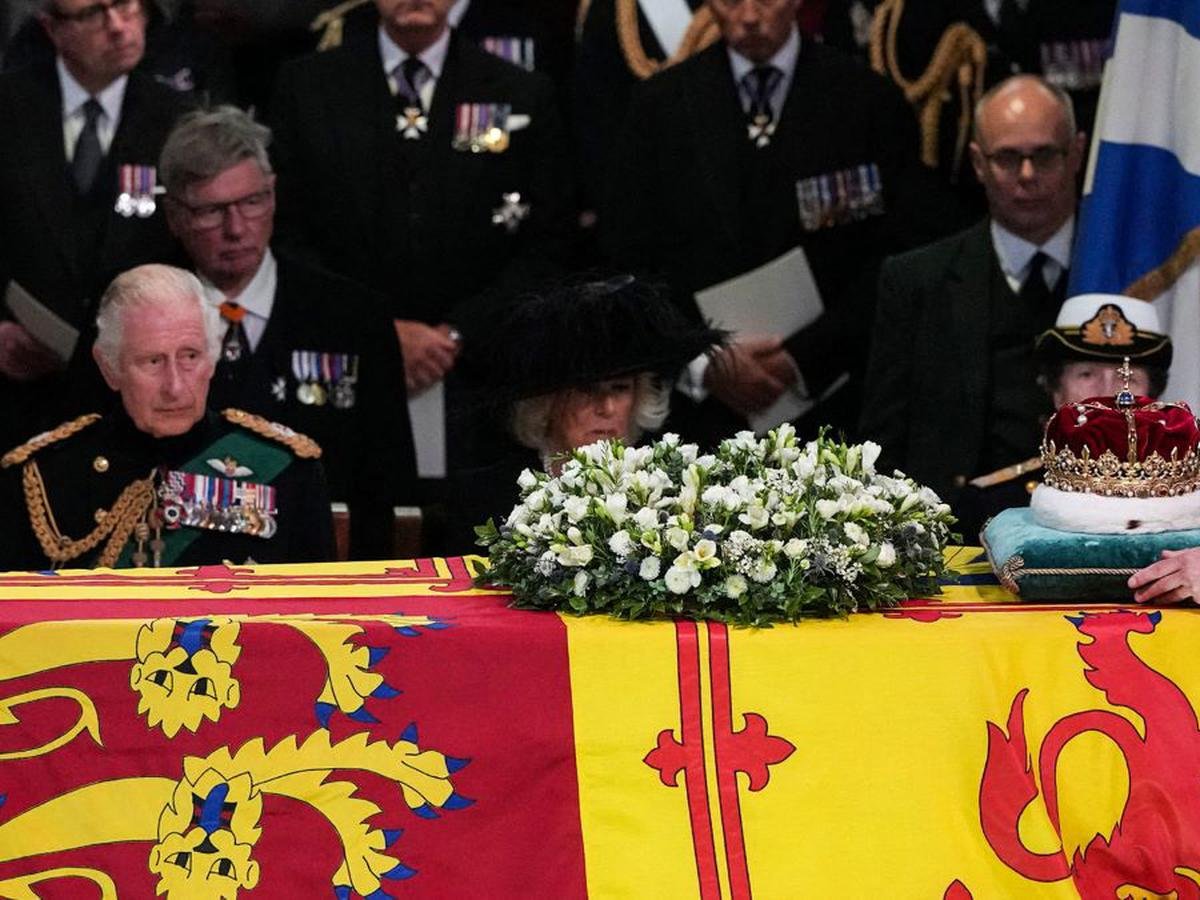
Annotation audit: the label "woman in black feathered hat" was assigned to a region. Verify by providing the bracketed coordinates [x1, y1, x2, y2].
[445, 274, 723, 550]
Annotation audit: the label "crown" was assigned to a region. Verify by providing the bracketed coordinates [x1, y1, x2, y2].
[1041, 359, 1200, 498]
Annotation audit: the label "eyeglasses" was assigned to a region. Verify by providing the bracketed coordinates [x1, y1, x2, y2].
[983, 145, 1070, 175]
[171, 187, 274, 231]
[50, 0, 143, 30]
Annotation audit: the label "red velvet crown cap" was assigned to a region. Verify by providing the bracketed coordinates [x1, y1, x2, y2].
[1044, 395, 1200, 463]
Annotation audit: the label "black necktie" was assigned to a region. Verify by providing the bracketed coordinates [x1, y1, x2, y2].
[397, 57, 430, 113]
[743, 66, 782, 147]
[1020, 252, 1067, 332]
[71, 97, 104, 195]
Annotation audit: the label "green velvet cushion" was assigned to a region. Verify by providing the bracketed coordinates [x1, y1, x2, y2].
[981, 507, 1200, 601]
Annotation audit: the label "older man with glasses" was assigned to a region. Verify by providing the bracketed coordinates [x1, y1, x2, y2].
[0, 0, 192, 448]
[860, 73, 1087, 523]
[158, 105, 415, 561]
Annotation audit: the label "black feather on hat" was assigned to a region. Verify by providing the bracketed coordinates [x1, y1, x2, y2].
[464, 274, 725, 402]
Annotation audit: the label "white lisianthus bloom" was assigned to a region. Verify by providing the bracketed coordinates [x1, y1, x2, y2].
[739, 503, 770, 530]
[701, 485, 726, 505]
[750, 559, 778, 583]
[861, 441, 882, 475]
[633, 506, 659, 530]
[815, 499, 840, 520]
[733, 430, 758, 451]
[724, 574, 748, 598]
[608, 531, 636, 557]
[573, 571, 589, 596]
[563, 495, 590, 524]
[876, 541, 897, 568]
[604, 492, 628, 525]
[696, 454, 717, 470]
[506, 504, 531, 528]
[555, 544, 594, 567]
[660, 432, 680, 447]
[844, 521, 870, 547]
[639, 556, 662, 580]
[667, 526, 691, 552]
[783, 538, 806, 558]
[679, 443, 699, 464]
[517, 468, 539, 490]
[665, 564, 702, 594]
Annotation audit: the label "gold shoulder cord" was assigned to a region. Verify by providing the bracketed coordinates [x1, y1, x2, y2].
[223, 408, 323, 459]
[869, 0, 986, 174]
[1, 413, 101, 469]
[616, 0, 721, 80]
[309, 0, 371, 52]
[22, 461, 154, 569]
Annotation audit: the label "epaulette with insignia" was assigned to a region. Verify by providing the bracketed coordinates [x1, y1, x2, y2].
[1, 413, 102, 469]
[223, 409, 322, 459]
[310, 0, 371, 52]
[968, 456, 1042, 490]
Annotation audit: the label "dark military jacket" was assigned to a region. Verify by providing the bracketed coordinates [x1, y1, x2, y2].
[0, 408, 334, 571]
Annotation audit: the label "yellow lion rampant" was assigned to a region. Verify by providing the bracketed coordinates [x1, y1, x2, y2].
[0, 612, 448, 755]
[0, 728, 471, 898]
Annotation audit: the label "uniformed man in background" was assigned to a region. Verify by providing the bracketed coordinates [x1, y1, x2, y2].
[158, 105, 414, 560]
[0, 264, 334, 571]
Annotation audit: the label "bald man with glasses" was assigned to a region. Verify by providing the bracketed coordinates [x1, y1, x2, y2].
[860, 74, 1088, 519]
[0, 0, 192, 447]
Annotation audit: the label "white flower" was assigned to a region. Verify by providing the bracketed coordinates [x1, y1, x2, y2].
[876, 541, 897, 568]
[815, 499, 841, 520]
[604, 492, 628, 525]
[665, 564, 701, 594]
[633, 506, 659, 530]
[563, 495, 590, 524]
[861, 441, 882, 475]
[724, 574, 748, 598]
[517, 468, 538, 490]
[690, 538, 720, 569]
[750, 559, 777, 583]
[639, 556, 662, 580]
[695, 454, 717, 470]
[783, 538, 806, 558]
[608, 531, 636, 557]
[667, 526, 691, 552]
[739, 503, 770, 530]
[555, 544, 594, 567]
[506, 504, 531, 528]
[843, 522, 870, 547]
[660, 432, 680, 447]
[573, 571, 589, 596]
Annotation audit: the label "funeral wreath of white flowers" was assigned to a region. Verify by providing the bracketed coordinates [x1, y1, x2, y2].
[475, 425, 958, 625]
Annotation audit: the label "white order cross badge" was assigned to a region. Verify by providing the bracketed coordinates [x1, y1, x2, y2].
[491, 191, 530, 234]
[747, 114, 775, 149]
[397, 106, 428, 140]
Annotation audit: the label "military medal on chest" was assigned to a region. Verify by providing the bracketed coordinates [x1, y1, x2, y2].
[157, 468, 278, 539]
[453, 102, 512, 153]
[114, 164, 159, 218]
[330, 353, 359, 410]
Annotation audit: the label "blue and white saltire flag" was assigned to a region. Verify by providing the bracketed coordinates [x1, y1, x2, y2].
[1072, 0, 1200, 409]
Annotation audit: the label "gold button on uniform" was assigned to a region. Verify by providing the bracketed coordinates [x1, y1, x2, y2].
[1025, 480, 1039, 495]
[93, 456, 109, 473]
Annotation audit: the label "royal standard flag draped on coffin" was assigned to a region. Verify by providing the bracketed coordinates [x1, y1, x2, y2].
[1, 554, 1200, 897]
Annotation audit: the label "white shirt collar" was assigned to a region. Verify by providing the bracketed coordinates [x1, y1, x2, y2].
[199, 248, 277, 321]
[727, 26, 800, 86]
[57, 56, 127, 123]
[378, 22, 451, 80]
[448, 0, 470, 27]
[991, 216, 1075, 280]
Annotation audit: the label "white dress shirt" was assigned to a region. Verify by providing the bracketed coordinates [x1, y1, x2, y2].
[58, 58, 127, 160]
[991, 216, 1074, 295]
[199, 249, 278, 352]
[379, 23, 451, 111]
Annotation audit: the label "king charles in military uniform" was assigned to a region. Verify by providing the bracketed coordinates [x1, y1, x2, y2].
[0, 264, 334, 571]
